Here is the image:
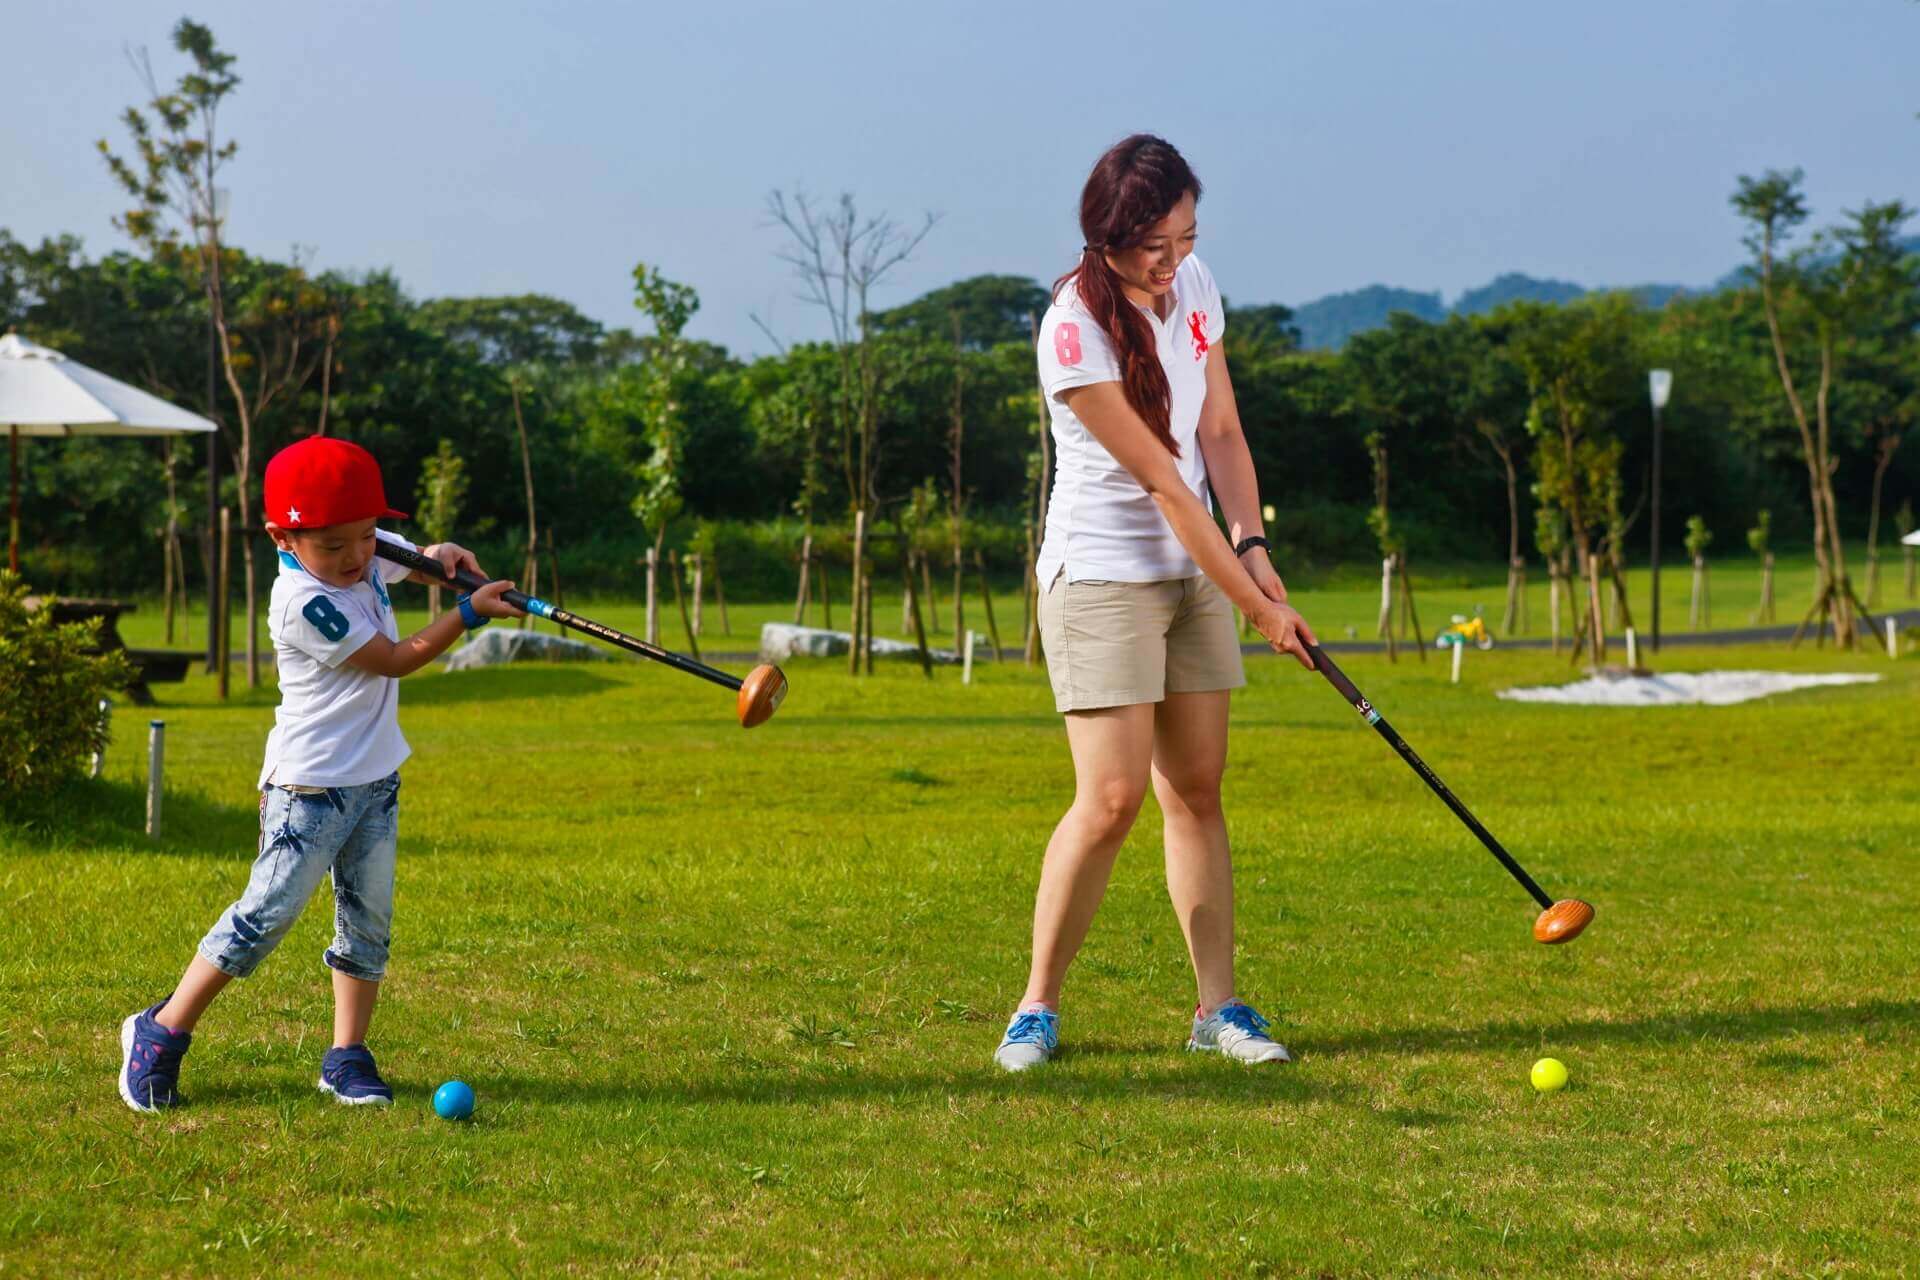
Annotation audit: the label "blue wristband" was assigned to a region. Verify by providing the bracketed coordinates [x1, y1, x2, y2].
[457, 593, 488, 631]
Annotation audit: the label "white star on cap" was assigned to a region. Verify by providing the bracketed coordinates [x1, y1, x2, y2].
[286, 506, 302, 523]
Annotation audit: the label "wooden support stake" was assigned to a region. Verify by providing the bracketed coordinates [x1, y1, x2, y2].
[644, 546, 659, 645]
[973, 549, 1002, 661]
[1450, 639, 1463, 684]
[668, 549, 699, 662]
[794, 534, 813, 626]
[217, 508, 232, 701]
[690, 551, 704, 638]
[963, 630, 975, 684]
[545, 525, 564, 611]
[710, 551, 730, 635]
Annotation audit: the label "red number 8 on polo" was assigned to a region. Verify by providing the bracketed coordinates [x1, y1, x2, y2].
[1053, 322, 1082, 367]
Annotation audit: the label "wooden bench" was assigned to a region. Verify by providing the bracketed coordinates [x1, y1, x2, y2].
[22, 597, 197, 706]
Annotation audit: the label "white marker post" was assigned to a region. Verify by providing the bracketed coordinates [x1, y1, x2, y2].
[1450, 639, 1463, 684]
[963, 630, 976, 685]
[1889, 618, 1899, 660]
[145, 720, 164, 840]
[1626, 627, 1638, 670]
[89, 698, 111, 779]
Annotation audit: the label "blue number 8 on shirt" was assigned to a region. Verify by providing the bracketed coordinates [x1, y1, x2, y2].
[302, 595, 351, 642]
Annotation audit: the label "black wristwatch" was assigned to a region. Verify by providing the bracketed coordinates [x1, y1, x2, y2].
[1234, 535, 1271, 557]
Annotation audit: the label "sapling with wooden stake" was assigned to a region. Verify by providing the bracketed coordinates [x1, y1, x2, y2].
[1686, 516, 1712, 630]
[1748, 510, 1775, 624]
[1896, 500, 1915, 601]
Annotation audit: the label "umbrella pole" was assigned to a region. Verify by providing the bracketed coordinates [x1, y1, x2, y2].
[9, 425, 18, 575]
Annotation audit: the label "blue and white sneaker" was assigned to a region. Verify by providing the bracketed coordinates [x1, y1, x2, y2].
[1188, 1000, 1292, 1064]
[318, 1044, 394, 1106]
[994, 1008, 1059, 1072]
[119, 1001, 191, 1113]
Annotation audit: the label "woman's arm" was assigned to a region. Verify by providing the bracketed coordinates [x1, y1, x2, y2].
[1193, 343, 1291, 606]
[1059, 381, 1317, 667]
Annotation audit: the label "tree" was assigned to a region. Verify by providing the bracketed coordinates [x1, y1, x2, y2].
[870, 275, 1045, 350]
[416, 294, 608, 368]
[96, 19, 238, 675]
[1897, 499, 1916, 600]
[1510, 297, 1639, 665]
[1455, 314, 1532, 632]
[1731, 170, 1911, 646]
[414, 440, 468, 621]
[1347, 316, 1450, 658]
[1226, 302, 1303, 352]
[101, 21, 331, 689]
[760, 189, 937, 673]
[946, 311, 966, 640]
[1748, 509, 1776, 623]
[627, 263, 699, 643]
[1685, 515, 1713, 629]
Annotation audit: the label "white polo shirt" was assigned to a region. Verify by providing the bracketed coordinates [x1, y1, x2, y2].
[1035, 253, 1226, 585]
[256, 529, 417, 789]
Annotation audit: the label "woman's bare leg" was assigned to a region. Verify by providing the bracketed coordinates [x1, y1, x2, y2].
[1150, 690, 1235, 1013]
[1019, 703, 1157, 1008]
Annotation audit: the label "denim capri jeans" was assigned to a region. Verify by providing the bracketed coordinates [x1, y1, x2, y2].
[197, 772, 401, 982]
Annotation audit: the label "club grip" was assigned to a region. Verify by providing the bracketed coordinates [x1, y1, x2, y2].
[1305, 644, 1366, 710]
[375, 540, 517, 604]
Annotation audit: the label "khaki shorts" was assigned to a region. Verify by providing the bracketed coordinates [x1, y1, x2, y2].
[1038, 572, 1247, 713]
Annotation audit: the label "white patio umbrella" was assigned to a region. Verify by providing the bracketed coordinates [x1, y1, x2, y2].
[0, 331, 216, 572]
[1905, 529, 1920, 547]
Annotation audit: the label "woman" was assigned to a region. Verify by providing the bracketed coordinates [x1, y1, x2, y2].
[996, 135, 1318, 1072]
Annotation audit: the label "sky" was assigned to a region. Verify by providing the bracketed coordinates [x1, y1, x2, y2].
[8, 0, 1916, 355]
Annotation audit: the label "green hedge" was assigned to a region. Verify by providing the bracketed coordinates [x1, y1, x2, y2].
[0, 573, 134, 797]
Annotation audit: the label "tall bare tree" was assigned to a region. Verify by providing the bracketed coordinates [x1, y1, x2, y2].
[761, 190, 936, 673]
[102, 21, 328, 689]
[1733, 172, 1911, 647]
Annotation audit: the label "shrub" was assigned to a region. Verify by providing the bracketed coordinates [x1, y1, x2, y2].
[0, 572, 134, 797]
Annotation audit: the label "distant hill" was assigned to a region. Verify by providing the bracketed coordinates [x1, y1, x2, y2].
[1290, 286, 1445, 350]
[1451, 273, 1587, 316]
[1276, 233, 1920, 350]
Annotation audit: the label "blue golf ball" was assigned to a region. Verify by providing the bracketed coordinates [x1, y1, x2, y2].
[433, 1080, 475, 1120]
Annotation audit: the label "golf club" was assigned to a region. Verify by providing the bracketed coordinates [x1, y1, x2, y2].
[1305, 643, 1593, 945]
[374, 541, 788, 728]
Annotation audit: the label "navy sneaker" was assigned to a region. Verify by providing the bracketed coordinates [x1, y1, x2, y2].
[119, 1001, 191, 1113]
[318, 1044, 394, 1106]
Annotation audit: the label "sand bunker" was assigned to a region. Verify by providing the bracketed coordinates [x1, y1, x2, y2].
[1498, 670, 1882, 706]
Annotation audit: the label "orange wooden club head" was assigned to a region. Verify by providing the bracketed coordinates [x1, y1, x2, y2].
[737, 664, 788, 729]
[1533, 899, 1594, 945]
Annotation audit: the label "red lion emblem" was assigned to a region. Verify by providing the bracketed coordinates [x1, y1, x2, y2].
[1188, 310, 1209, 361]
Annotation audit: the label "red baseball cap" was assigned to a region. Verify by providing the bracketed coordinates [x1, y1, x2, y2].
[263, 436, 408, 530]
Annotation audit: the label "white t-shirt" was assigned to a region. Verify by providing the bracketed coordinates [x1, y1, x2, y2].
[1035, 252, 1226, 585]
[256, 529, 417, 789]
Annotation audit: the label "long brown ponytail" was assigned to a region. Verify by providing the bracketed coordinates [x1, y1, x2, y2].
[1052, 134, 1202, 456]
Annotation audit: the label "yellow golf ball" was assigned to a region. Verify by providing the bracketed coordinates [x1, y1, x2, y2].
[1531, 1057, 1569, 1092]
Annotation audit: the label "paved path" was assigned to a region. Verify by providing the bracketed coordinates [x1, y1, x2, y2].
[208, 607, 1920, 667]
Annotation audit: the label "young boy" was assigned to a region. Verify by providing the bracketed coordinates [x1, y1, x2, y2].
[119, 436, 523, 1112]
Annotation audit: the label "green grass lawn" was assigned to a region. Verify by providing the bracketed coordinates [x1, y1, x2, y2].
[106, 547, 1920, 659]
[4, 640, 1918, 1274]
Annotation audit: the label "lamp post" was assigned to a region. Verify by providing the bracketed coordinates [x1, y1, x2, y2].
[1647, 369, 1673, 653]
